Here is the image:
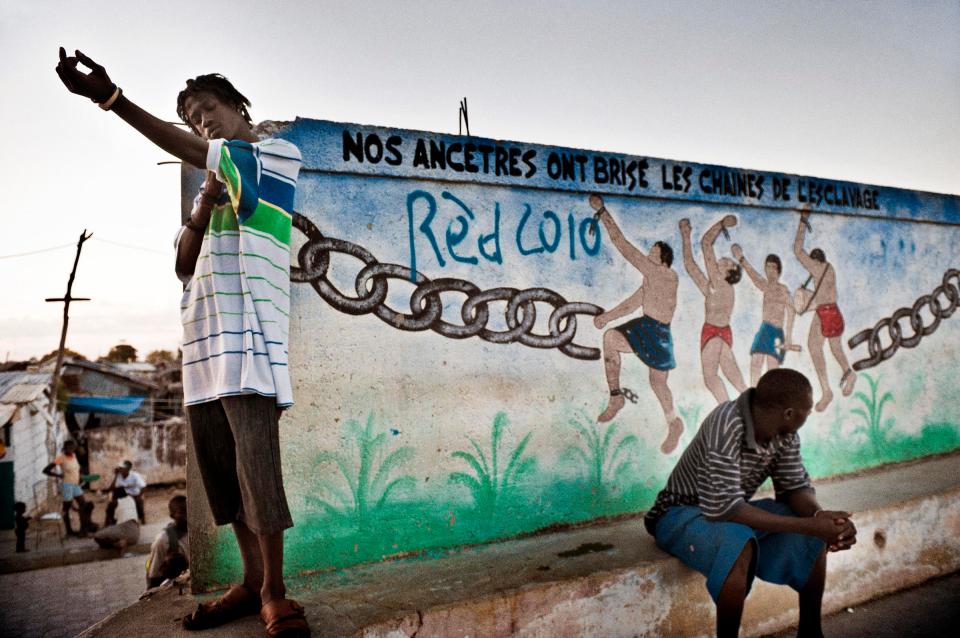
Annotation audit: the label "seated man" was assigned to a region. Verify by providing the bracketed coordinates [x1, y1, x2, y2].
[93, 495, 140, 554]
[644, 368, 857, 638]
[146, 495, 189, 589]
[105, 460, 147, 525]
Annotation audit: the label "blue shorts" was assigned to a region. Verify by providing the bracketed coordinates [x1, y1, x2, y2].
[652, 498, 824, 602]
[750, 321, 786, 363]
[616, 315, 676, 370]
[61, 482, 83, 501]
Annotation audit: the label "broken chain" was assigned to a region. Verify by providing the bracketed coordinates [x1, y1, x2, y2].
[848, 268, 960, 370]
[290, 213, 604, 360]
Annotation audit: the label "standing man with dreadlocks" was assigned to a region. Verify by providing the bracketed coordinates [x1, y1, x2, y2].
[55, 48, 309, 638]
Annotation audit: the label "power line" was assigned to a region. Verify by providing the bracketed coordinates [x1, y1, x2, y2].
[91, 237, 169, 256]
[1, 237, 171, 260]
[0, 243, 76, 260]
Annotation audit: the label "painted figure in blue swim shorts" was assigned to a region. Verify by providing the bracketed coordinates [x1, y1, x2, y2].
[730, 245, 797, 387]
[588, 195, 684, 454]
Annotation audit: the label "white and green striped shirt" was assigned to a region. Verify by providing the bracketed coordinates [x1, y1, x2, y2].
[178, 137, 302, 407]
[645, 389, 813, 533]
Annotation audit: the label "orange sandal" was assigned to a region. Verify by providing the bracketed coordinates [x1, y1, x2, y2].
[181, 583, 261, 630]
[261, 598, 310, 637]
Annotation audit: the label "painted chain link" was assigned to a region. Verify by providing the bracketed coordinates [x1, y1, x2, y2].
[290, 213, 604, 360]
[848, 268, 960, 370]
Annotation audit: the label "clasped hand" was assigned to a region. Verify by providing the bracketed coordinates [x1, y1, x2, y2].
[810, 510, 857, 552]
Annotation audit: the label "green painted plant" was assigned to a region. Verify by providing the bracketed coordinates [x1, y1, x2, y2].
[850, 373, 895, 456]
[448, 412, 536, 516]
[308, 413, 416, 528]
[560, 410, 639, 498]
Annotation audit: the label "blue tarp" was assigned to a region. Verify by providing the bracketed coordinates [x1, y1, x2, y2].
[66, 396, 145, 415]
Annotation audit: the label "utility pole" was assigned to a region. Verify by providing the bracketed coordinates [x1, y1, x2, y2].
[45, 230, 93, 425]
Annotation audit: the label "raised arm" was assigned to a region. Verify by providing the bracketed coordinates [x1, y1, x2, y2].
[56, 48, 208, 168]
[589, 195, 656, 274]
[701, 215, 737, 284]
[784, 284, 797, 344]
[680, 218, 709, 295]
[793, 209, 819, 274]
[731, 244, 763, 289]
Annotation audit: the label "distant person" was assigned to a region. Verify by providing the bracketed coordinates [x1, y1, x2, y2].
[146, 495, 189, 589]
[92, 495, 140, 555]
[42, 439, 94, 536]
[14, 502, 30, 553]
[56, 48, 308, 637]
[680, 216, 748, 404]
[645, 369, 857, 638]
[106, 460, 146, 525]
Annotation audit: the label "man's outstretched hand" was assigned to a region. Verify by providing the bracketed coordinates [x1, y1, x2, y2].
[56, 48, 115, 103]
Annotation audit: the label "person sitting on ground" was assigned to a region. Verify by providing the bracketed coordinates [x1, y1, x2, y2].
[644, 368, 858, 638]
[42, 439, 95, 537]
[105, 460, 147, 525]
[92, 494, 141, 555]
[146, 495, 189, 589]
[14, 501, 30, 553]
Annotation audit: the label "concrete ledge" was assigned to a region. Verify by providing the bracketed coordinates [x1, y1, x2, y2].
[81, 454, 960, 638]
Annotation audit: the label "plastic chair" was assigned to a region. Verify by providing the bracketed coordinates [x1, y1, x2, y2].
[31, 479, 66, 550]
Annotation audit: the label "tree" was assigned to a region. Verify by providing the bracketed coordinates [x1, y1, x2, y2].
[145, 349, 176, 365]
[39, 347, 87, 363]
[102, 344, 138, 363]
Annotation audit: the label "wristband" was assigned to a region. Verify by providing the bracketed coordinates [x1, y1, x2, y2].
[99, 86, 122, 111]
[812, 509, 824, 518]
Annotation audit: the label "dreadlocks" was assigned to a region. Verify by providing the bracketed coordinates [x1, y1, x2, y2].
[176, 74, 252, 134]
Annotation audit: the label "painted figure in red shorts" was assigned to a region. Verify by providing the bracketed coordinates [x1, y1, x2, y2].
[793, 209, 857, 411]
[680, 215, 748, 404]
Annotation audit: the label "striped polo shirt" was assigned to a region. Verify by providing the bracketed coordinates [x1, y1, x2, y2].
[644, 389, 813, 534]
[179, 137, 302, 407]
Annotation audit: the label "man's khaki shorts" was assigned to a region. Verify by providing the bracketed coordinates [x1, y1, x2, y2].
[186, 394, 293, 535]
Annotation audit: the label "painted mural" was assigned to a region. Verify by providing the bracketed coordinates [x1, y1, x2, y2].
[194, 119, 960, 586]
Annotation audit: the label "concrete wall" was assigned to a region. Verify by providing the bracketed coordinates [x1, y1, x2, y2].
[8, 396, 63, 513]
[191, 119, 960, 587]
[86, 418, 187, 490]
[11, 405, 51, 511]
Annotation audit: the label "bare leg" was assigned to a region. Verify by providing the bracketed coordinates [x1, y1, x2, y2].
[797, 548, 827, 638]
[766, 354, 780, 372]
[716, 541, 754, 638]
[828, 337, 857, 396]
[719, 343, 747, 394]
[598, 329, 632, 422]
[257, 530, 286, 605]
[649, 368, 683, 454]
[808, 319, 832, 411]
[702, 339, 729, 404]
[61, 501, 75, 535]
[232, 520, 265, 595]
[750, 353, 764, 387]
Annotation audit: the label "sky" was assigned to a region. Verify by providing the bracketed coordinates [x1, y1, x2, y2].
[1, 0, 957, 362]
